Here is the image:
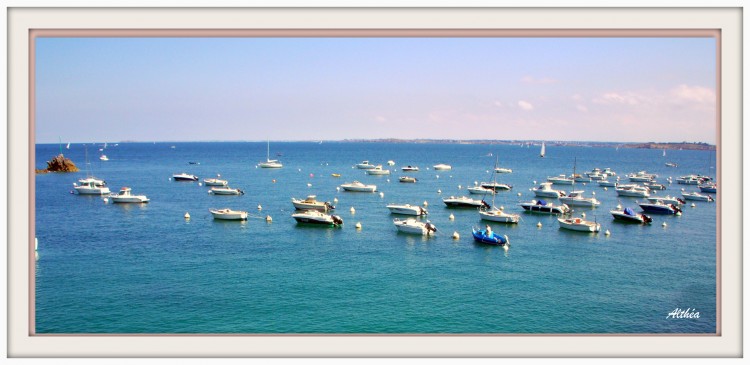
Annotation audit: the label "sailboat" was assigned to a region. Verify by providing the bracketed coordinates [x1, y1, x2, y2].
[66, 142, 70, 149]
[478, 156, 520, 223]
[664, 148, 677, 167]
[258, 140, 283, 168]
[540, 142, 546, 158]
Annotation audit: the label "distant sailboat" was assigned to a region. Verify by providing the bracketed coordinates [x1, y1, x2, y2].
[258, 140, 283, 168]
[540, 142, 546, 158]
[66, 142, 70, 149]
[663, 149, 666, 157]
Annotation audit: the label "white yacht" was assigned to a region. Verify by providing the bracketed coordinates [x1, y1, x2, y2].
[292, 210, 344, 226]
[559, 191, 601, 207]
[340, 181, 377, 192]
[558, 217, 601, 232]
[172, 173, 199, 181]
[108, 187, 149, 203]
[432, 163, 452, 170]
[615, 184, 650, 198]
[532, 182, 565, 198]
[365, 165, 391, 175]
[73, 180, 111, 195]
[356, 160, 377, 169]
[393, 218, 437, 235]
[209, 208, 248, 220]
[386, 204, 428, 216]
[209, 186, 244, 195]
[291, 195, 335, 211]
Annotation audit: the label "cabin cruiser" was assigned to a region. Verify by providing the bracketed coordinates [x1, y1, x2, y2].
[172, 173, 199, 181]
[340, 181, 377, 192]
[559, 191, 601, 207]
[209, 186, 244, 195]
[365, 165, 391, 175]
[494, 167, 512, 173]
[615, 184, 650, 198]
[611, 207, 652, 224]
[292, 210, 344, 226]
[73, 180, 111, 195]
[627, 171, 657, 182]
[532, 182, 566, 198]
[356, 160, 376, 169]
[682, 191, 714, 202]
[291, 195, 335, 211]
[699, 183, 717, 194]
[398, 176, 417, 183]
[108, 187, 149, 203]
[401, 165, 420, 172]
[547, 174, 575, 185]
[442, 196, 489, 208]
[78, 176, 106, 187]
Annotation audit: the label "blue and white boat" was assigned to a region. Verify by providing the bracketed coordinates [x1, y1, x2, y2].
[471, 226, 510, 246]
[639, 200, 682, 214]
[519, 199, 570, 214]
[611, 207, 652, 224]
[699, 183, 717, 193]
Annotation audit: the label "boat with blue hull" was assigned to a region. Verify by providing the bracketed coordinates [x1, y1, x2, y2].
[638, 201, 682, 214]
[471, 227, 510, 246]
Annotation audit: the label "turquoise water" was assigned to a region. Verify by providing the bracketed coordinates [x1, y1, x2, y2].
[34, 142, 717, 333]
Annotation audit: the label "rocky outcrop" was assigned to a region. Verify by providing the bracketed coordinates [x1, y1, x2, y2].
[36, 154, 79, 173]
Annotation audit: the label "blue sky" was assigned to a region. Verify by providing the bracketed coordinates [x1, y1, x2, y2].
[35, 37, 717, 144]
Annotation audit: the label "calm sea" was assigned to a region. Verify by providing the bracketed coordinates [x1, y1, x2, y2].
[34, 142, 717, 333]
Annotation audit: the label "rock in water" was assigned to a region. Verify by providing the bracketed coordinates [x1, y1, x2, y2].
[36, 154, 79, 173]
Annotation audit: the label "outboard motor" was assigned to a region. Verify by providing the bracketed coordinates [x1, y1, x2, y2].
[325, 202, 335, 210]
[671, 204, 682, 213]
[425, 222, 437, 233]
[642, 214, 653, 224]
[420, 207, 428, 216]
[677, 198, 686, 205]
[331, 215, 344, 226]
[238, 189, 245, 195]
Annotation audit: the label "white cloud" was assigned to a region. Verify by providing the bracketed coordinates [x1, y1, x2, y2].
[375, 115, 387, 122]
[493, 101, 504, 107]
[593, 92, 642, 105]
[517, 100, 534, 111]
[576, 105, 588, 112]
[669, 84, 715, 104]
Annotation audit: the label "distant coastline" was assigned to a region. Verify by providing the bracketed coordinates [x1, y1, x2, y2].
[49, 140, 716, 151]
[339, 139, 716, 151]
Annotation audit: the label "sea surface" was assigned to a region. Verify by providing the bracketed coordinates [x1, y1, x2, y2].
[34, 142, 717, 333]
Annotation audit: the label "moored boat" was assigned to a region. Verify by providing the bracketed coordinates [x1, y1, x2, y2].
[611, 207, 652, 224]
[203, 176, 228, 186]
[401, 165, 420, 172]
[647, 195, 686, 206]
[558, 217, 601, 232]
[519, 199, 570, 214]
[291, 195, 335, 211]
[433, 163, 452, 170]
[73, 180, 111, 195]
[172, 172, 199, 181]
[398, 176, 417, 183]
[479, 207, 520, 223]
[209, 186, 244, 195]
[386, 204, 428, 216]
[597, 180, 618, 187]
[356, 160, 376, 169]
[472, 226, 510, 246]
[559, 191, 601, 207]
[108, 187, 149, 203]
[480, 181, 512, 191]
[209, 208, 248, 220]
[340, 181, 377, 192]
[99, 154, 109, 161]
[639, 200, 682, 214]
[78, 176, 106, 187]
[292, 210, 343, 226]
[532, 182, 566, 198]
[258, 140, 283, 168]
[699, 183, 717, 193]
[615, 184, 650, 198]
[627, 171, 657, 182]
[547, 174, 575, 185]
[682, 191, 714, 202]
[365, 165, 391, 175]
[443, 196, 489, 208]
[467, 186, 495, 195]
[494, 167, 512, 173]
[393, 218, 437, 235]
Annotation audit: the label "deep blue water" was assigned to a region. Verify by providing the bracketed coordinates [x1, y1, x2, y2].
[34, 142, 717, 333]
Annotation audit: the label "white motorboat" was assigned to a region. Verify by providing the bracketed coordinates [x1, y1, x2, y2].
[292, 210, 343, 226]
[615, 184, 650, 198]
[602, 168, 617, 176]
[547, 174, 575, 185]
[532, 182, 566, 198]
[401, 165, 419, 172]
[611, 208, 652, 224]
[258, 140, 283, 168]
[467, 186, 495, 195]
[356, 160, 377, 169]
[598, 180, 618, 187]
[587, 172, 606, 181]
[573, 174, 591, 183]
[520, 199, 570, 214]
[209, 208, 248, 220]
[665, 162, 678, 167]
[398, 176, 417, 183]
[386, 204, 428, 216]
[203, 176, 228, 186]
[340, 181, 377, 192]
[292, 195, 335, 211]
[480, 181, 512, 191]
[209, 186, 244, 195]
[99, 154, 109, 161]
[644, 182, 667, 190]
[443, 196, 489, 208]
[558, 217, 601, 232]
[559, 191, 601, 207]
[699, 183, 717, 193]
[172, 173, 199, 181]
[479, 207, 520, 223]
[393, 218, 437, 235]
[73, 180, 111, 195]
[365, 165, 391, 175]
[494, 167, 512, 173]
[647, 196, 686, 206]
[627, 171, 657, 182]
[676, 175, 709, 185]
[387, 160, 396, 166]
[78, 176, 106, 187]
[108, 187, 149, 203]
[433, 163, 452, 170]
[682, 191, 714, 202]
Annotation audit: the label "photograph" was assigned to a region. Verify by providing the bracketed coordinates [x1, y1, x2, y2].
[7, 5, 742, 359]
[32, 34, 718, 335]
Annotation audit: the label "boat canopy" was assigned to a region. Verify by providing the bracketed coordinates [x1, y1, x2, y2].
[624, 207, 636, 216]
[537, 199, 548, 206]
